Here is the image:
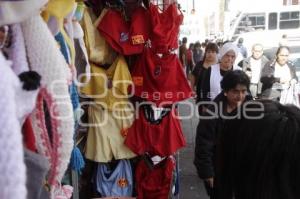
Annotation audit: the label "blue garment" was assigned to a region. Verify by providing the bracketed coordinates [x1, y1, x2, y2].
[55, 32, 71, 64]
[95, 160, 133, 197]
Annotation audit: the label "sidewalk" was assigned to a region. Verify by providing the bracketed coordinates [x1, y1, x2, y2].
[177, 99, 209, 199]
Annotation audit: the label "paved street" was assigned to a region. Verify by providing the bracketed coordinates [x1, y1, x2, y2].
[176, 99, 209, 199]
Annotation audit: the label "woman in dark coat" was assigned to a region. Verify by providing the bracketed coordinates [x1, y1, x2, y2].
[194, 70, 252, 198]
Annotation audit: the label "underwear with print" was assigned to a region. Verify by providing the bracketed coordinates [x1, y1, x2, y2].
[94, 159, 133, 197]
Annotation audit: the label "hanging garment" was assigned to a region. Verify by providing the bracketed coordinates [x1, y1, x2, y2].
[124, 106, 186, 156]
[129, 6, 151, 46]
[16, 71, 41, 126]
[80, 55, 133, 111]
[130, 48, 192, 106]
[8, 24, 29, 75]
[74, 2, 85, 22]
[24, 149, 50, 199]
[85, 103, 136, 163]
[63, 3, 77, 46]
[73, 16, 91, 87]
[42, 0, 76, 65]
[82, 8, 115, 65]
[23, 117, 37, 152]
[149, 3, 183, 54]
[135, 156, 175, 199]
[0, 0, 48, 26]
[0, 52, 26, 199]
[22, 15, 74, 198]
[141, 105, 171, 125]
[95, 160, 133, 197]
[97, 7, 150, 55]
[6, 24, 41, 126]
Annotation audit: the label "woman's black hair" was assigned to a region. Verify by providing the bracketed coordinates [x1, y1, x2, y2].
[203, 42, 219, 62]
[276, 45, 290, 56]
[217, 100, 300, 199]
[221, 70, 250, 91]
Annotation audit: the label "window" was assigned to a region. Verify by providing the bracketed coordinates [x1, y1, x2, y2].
[257, 16, 265, 25]
[235, 13, 265, 34]
[291, 12, 299, 19]
[279, 11, 300, 29]
[268, 13, 277, 30]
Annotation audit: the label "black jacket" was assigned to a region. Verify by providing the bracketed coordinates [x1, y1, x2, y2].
[194, 93, 252, 179]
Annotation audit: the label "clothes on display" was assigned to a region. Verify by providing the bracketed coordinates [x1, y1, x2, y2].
[0, 1, 187, 198]
[0, 52, 27, 199]
[22, 15, 74, 198]
[85, 103, 136, 163]
[80, 55, 133, 110]
[42, 0, 76, 65]
[148, 3, 183, 54]
[131, 47, 192, 106]
[0, 0, 48, 26]
[124, 106, 186, 156]
[8, 24, 29, 75]
[73, 17, 91, 86]
[130, 6, 151, 46]
[98, 7, 150, 55]
[135, 156, 176, 199]
[82, 8, 116, 66]
[24, 149, 50, 199]
[94, 160, 133, 197]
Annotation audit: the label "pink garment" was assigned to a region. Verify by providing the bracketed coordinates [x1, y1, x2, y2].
[22, 15, 74, 198]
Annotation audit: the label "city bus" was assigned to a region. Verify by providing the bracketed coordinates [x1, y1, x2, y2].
[227, 5, 300, 56]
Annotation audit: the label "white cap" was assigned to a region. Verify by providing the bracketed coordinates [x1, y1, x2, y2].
[219, 42, 239, 60]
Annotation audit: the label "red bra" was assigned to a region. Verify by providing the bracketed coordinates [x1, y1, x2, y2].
[149, 3, 183, 54]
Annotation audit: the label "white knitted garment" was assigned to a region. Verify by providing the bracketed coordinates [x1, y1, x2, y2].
[0, 0, 48, 26]
[9, 24, 29, 75]
[21, 15, 74, 198]
[0, 52, 26, 199]
[7, 24, 40, 126]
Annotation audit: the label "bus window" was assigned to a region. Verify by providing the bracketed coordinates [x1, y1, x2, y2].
[279, 11, 300, 29]
[257, 16, 265, 26]
[268, 13, 277, 30]
[234, 13, 265, 34]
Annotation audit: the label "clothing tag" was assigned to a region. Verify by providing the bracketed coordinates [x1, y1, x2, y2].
[133, 76, 143, 86]
[132, 35, 145, 45]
